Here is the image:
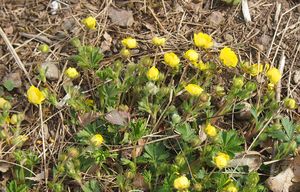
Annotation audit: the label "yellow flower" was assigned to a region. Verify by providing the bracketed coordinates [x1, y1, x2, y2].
[219, 47, 238, 68]
[82, 16, 97, 30]
[122, 37, 137, 49]
[214, 152, 230, 169]
[205, 124, 217, 137]
[65, 67, 79, 79]
[185, 84, 203, 96]
[120, 48, 131, 58]
[147, 66, 160, 81]
[194, 32, 214, 49]
[225, 186, 238, 192]
[266, 67, 281, 84]
[90, 134, 104, 147]
[152, 37, 166, 46]
[224, 183, 238, 192]
[27, 85, 46, 105]
[0, 98, 11, 110]
[193, 60, 210, 71]
[284, 98, 297, 110]
[173, 175, 190, 190]
[268, 83, 275, 90]
[248, 63, 263, 76]
[164, 52, 180, 68]
[184, 49, 199, 62]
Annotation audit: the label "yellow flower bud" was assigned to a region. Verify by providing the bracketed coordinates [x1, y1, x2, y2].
[194, 32, 214, 49]
[121, 37, 137, 49]
[38, 44, 50, 53]
[120, 48, 131, 58]
[10, 114, 18, 125]
[27, 85, 46, 105]
[0, 98, 11, 110]
[68, 147, 80, 158]
[90, 134, 104, 147]
[146, 66, 160, 81]
[164, 52, 180, 68]
[219, 47, 238, 68]
[152, 36, 166, 46]
[185, 84, 203, 96]
[266, 67, 281, 84]
[82, 16, 97, 30]
[284, 98, 297, 110]
[248, 63, 263, 76]
[205, 124, 217, 137]
[173, 175, 190, 190]
[65, 67, 80, 79]
[184, 49, 199, 62]
[214, 152, 230, 169]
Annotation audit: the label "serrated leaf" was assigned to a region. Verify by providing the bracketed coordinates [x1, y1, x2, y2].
[82, 180, 100, 192]
[3, 79, 15, 91]
[175, 122, 197, 142]
[281, 117, 295, 141]
[143, 143, 169, 163]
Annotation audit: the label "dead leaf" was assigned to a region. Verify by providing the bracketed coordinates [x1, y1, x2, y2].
[266, 155, 300, 192]
[0, 162, 11, 173]
[26, 171, 44, 181]
[228, 151, 262, 171]
[108, 7, 134, 27]
[266, 167, 294, 192]
[198, 125, 207, 144]
[105, 110, 130, 126]
[78, 112, 101, 127]
[132, 173, 148, 190]
[131, 139, 146, 158]
[100, 32, 112, 52]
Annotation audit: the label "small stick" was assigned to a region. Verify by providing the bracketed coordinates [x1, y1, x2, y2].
[19, 32, 52, 44]
[0, 27, 32, 84]
[276, 51, 286, 102]
[274, 2, 281, 23]
[242, 0, 251, 23]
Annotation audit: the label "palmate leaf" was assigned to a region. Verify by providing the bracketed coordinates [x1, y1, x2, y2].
[82, 180, 101, 192]
[217, 130, 244, 156]
[175, 122, 197, 142]
[143, 143, 169, 163]
[73, 46, 103, 69]
[281, 116, 295, 141]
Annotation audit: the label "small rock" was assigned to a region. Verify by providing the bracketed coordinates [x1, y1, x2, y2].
[2, 72, 22, 88]
[293, 70, 300, 84]
[63, 18, 75, 31]
[41, 62, 60, 81]
[224, 33, 234, 42]
[259, 34, 272, 47]
[108, 7, 134, 27]
[208, 11, 224, 26]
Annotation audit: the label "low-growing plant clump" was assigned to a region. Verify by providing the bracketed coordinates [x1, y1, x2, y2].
[1, 15, 299, 192]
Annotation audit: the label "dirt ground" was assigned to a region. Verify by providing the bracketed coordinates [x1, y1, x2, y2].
[0, 0, 300, 191]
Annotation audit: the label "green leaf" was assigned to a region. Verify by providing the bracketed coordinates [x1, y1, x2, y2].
[82, 180, 101, 192]
[143, 143, 169, 163]
[281, 117, 295, 140]
[6, 180, 28, 192]
[217, 130, 243, 156]
[3, 79, 15, 91]
[73, 46, 103, 69]
[175, 122, 197, 142]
